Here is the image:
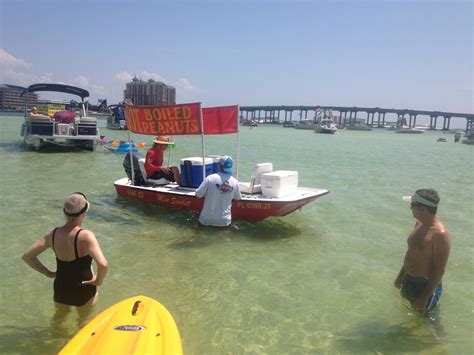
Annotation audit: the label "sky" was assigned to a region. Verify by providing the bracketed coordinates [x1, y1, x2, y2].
[0, 0, 472, 122]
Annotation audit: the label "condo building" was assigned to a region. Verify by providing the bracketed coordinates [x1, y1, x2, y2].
[124, 77, 176, 106]
[0, 84, 38, 111]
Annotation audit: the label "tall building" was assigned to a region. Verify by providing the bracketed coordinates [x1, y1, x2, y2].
[123, 77, 176, 105]
[0, 84, 38, 111]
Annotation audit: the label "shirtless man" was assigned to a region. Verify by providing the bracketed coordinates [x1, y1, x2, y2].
[394, 188, 451, 312]
[29, 106, 39, 116]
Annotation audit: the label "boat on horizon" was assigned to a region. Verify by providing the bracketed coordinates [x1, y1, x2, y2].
[315, 118, 337, 134]
[242, 119, 258, 127]
[394, 127, 425, 134]
[294, 119, 317, 130]
[20, 83, 99, 151]
[346, 124, 372, 131]
[283, 121, 297, 128]
[114, 101, 329, 222]
[462, 130, 474, 145]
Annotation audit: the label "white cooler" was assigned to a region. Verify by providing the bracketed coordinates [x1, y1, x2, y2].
[261, 170, 298, 198]
[57, 123, 71, 135]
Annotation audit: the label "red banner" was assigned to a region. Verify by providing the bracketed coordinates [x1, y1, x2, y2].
[125, 102, 202, 135]
[202, 105, 239, 134]
[125, 102, 239, 135]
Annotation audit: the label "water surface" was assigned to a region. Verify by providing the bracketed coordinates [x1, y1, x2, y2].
[1, 113, 473, 354]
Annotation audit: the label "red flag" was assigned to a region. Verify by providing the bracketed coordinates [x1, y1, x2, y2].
[202, 105, 239, 134]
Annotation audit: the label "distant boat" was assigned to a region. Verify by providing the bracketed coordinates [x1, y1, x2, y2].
[294, 120, 316, 130]
[315, 119, 337, 134]
[462, 130, 474, 145]
[106, 104, 127, 130]
[242, 120, 258, 127]
[437, 138, 447, 142]
[386, 123, 399, 131]
[346, 124, 372, 131]
[394, 127, 425, 134]
[283, 121, 297, 128]
[415, 124, 430, 130]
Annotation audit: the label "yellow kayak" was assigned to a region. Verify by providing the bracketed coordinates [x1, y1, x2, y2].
[59, 295, 182, 355]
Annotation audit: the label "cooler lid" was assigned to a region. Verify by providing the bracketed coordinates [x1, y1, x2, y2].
[180, 157, 213, 165]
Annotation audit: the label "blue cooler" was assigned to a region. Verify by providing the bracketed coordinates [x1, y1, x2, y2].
[180, 157, 213, 188]
[205, 155, 224, 173]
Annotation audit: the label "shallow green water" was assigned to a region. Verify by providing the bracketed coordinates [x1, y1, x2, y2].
[1, 113, 473, 354]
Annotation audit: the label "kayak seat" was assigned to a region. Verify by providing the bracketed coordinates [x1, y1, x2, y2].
[137, 158, 170, 185]
[239, 162, 273, 194]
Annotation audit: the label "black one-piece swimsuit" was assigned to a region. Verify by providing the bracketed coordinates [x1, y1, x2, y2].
[52, 228, 96, 306]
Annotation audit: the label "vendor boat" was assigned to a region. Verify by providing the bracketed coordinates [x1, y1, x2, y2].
[114, 102, 329, 222]
[20, 83, 99, 151]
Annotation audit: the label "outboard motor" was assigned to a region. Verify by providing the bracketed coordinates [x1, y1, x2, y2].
[123, 152, 146, 186]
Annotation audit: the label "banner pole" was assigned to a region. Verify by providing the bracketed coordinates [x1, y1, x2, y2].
[236, 105, 240, 179]
[128, 130, 134, 185]
[199, 105, 206, 180]
[167, 135, 172, 166]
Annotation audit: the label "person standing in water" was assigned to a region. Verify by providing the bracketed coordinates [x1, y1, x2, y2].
[195, 155, 242, 227]
[394, 188, 451, 312]
[22, 192, 108, 323]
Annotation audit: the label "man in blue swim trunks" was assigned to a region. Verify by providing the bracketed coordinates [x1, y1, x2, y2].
[394, 188, 451, 312]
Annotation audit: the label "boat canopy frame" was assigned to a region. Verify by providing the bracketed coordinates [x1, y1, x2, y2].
[23, 83, 90, 101]
[22, 83, 90, 118]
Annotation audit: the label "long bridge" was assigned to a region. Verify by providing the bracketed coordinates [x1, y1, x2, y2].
[239, 105, 474, 131]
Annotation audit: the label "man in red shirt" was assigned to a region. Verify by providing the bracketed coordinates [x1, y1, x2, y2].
[144, 135, 181, 184]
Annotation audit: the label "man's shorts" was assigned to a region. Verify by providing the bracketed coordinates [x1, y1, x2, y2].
[401, 274, 443, 311]
[148, 168, 175, 181]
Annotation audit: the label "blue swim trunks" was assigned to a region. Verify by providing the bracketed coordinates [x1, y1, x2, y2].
[401, 274, 443, 311]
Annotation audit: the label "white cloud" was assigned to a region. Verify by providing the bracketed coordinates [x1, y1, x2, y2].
[115, 71, 133, 83]
[2, 68, 53, 86]
[141, 71, 165, 82]
[175, 78, 200, 92]
[70, 75, 107, 98]
[0, 48, 31, 68]
[115, 70, 168, 83]
[72, 75, 90, 87]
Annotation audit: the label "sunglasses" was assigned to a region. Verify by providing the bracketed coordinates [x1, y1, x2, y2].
[63, 192, 89, 217]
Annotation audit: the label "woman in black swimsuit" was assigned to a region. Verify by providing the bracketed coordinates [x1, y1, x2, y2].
[22, 192, 108, 323]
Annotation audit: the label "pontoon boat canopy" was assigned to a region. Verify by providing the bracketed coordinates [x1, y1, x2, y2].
[23, 83, 90, 100]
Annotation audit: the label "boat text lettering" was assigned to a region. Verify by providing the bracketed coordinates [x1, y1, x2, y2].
[156, 195, 170, 203]
[126, 189, 144, 198]
[237, 202, 271, 210]
[171, 197, 191, 207]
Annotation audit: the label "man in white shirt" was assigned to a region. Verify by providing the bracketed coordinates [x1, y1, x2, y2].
[195, 156, 242, 227]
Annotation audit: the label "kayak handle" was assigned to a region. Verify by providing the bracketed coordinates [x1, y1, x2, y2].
[132, 300, 141, 316]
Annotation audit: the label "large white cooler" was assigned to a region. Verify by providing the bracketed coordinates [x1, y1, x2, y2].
[261, 170, 298, 198]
